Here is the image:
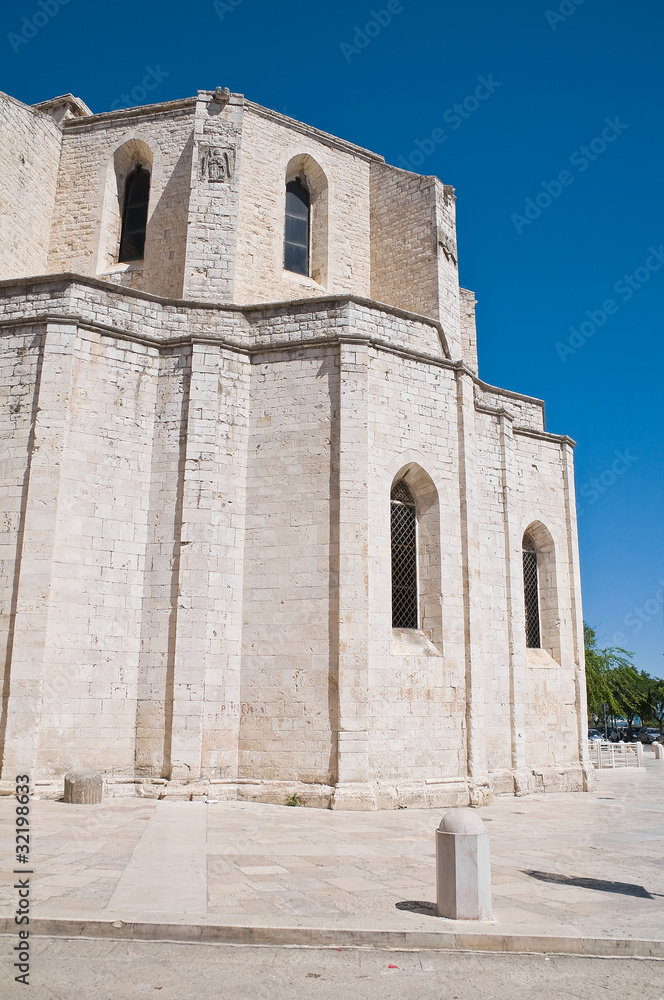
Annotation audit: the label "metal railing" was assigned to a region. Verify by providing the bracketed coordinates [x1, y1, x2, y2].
[587, 740, 644, 769]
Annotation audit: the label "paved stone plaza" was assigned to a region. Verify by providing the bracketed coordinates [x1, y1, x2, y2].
[1, 755, 662, 955]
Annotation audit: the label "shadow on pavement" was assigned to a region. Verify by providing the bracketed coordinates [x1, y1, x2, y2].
[523, 870, 654, 899]
[395, 900, 438, 917]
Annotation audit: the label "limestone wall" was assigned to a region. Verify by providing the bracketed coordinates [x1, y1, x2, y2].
[0, 276, 588, 801]
[0, 325, 43, 741]
[181, 93, 244, 303]
[0, 82, 589, 803]
[238, 342, 338, 784]
[459, 288, 478, 374]
[48, 102, 195, 298]
[513, 432, 582, 774]
[471, 412, 513, 779]
[175, 342, 250, 781]
[369, 163, 439, 322]
[233, 103, 374, 305]
[467, 399, 583, 790]
[0, 93, 62, 281]
[435, 180, 462, 360]
[35, 327, 159, 776]
[134, 347, 191, 778]
[367, 352, 468, 798]
[368, 164, 473, 366]
[0, 85, 474, 375]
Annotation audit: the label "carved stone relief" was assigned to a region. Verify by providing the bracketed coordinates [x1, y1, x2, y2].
[200, 145, 234, 183]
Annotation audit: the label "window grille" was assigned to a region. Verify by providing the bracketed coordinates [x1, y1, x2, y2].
[119, 165, 150, 263]
[391, 481, 417, 629]
[284, 179, 310, 275]
[523, 542, 541, 648]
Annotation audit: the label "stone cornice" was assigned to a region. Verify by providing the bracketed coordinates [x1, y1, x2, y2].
[0, 273, 558, 433]
[61, 98, 197, 131]
[513, 426, 576, 448]
[243, 100, 384, 163]
[56, 91, 386, 166]
[0, 272, 451, 357]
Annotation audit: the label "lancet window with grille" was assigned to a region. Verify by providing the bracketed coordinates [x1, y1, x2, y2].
[391, 481, 418, 629]
[523, 540, 541, 648]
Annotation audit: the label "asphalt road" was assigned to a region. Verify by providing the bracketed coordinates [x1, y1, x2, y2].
[2, 938, 661, 999]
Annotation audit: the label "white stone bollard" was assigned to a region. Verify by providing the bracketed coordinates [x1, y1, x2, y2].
[436, 807, 492, 920]
[652, 741, 664, 760]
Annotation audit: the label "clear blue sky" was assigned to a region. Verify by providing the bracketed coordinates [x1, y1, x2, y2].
[3, 0, 662, 676]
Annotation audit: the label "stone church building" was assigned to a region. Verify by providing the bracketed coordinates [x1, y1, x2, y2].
[0, 86, 592, 807]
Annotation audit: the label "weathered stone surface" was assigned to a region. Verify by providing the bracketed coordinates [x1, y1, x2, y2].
[0, 86, 590, 807]
[63, 772, 103, 805]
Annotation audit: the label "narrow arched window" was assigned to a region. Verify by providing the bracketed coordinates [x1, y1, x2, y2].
[391, 481, 417, 629]
[523, 534, 541, 648]
[119, 165, 150, 262]
[284, 178, 310, 275]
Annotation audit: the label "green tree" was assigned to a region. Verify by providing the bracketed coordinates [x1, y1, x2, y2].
[586, 623, 664, 738]
[610, 665, 651, 737]
[584, 623, 635, 728]
[646, 677, 664, 735]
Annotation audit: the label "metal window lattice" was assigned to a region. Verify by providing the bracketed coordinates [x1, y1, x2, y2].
[391, 482, 417, 629]
[523, 548, 541, 648]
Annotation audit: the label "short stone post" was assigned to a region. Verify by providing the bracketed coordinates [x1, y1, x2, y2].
[436, 807, 491, 920]
[652, 741, 664, 760]
[63, 772, 103, 804]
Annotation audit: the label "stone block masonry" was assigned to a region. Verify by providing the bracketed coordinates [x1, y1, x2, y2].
[0, 85, 592, 807]
[0, 94, 61, 280]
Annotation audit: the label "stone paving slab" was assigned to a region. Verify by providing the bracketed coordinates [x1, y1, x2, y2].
[1, 754, 663, 956]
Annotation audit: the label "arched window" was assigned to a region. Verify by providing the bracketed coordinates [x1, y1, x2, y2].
[119, 165, 150, 263]
[522, 533, 541, 648]
[391, 480, 418, 629]
[284, 178, 310, 276]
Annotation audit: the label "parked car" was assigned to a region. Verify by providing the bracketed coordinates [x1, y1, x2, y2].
[637, 728, 662, 744]
[588, 729, 605, 742]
